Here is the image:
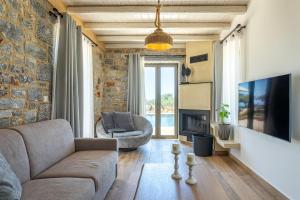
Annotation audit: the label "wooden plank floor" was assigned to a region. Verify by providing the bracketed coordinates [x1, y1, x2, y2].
[105, 139, 287, 200]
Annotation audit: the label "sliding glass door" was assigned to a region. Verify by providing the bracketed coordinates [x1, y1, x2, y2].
[144, 63, 178, 139]
[144, 67, 156, 136]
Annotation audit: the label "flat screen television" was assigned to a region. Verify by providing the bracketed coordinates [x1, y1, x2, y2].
[238, 74, 291, 142]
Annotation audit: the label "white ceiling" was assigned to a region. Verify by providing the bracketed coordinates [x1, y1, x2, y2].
[63, 0, 249, 48]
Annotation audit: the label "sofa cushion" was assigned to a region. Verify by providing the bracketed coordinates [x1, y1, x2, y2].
[113, 130, 144, 138]
[0, 129, 30, 183]
[35, 151, 118, 192]
[113, 112, 135, 131]
[12, 119, 75, 178]
[101, 112, 114, 133]
[0, 152, 22, 200]
[21, 178, 95, 200]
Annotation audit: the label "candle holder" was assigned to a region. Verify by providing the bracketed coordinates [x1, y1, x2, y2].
[172, 151, 182, 180]
[185, 160, 197, 185]
[171, 148, 182, 180]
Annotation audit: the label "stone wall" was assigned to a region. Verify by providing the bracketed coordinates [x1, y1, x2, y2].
[93, 47, 105, 121]
[100, 48, 185, 114]
[0, 1, 186, 126]
[0, 0, 54, 127]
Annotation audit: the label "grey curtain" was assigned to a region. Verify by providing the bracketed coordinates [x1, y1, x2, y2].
[213, 41, 223, 122]
[127, 53, 142, 115]
[52, 14, 84, 138]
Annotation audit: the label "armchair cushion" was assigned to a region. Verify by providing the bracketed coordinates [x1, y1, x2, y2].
[74, 138, 118, 151]
[112, 131, 143, 138]
[113, 112, 135, 131]
[101, 112, 115, 133]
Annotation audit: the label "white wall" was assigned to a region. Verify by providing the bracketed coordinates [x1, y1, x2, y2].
[224, 0, 300, 199]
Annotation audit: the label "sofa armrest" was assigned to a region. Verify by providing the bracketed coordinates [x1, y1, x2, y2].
[74, 138, 118, 151]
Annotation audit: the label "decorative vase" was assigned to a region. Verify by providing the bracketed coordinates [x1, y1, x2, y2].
[218, 124, 231, 140]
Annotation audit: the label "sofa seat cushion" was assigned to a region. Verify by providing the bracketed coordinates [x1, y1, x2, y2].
[21, 178, 95, 200]
[113, 130, 144, 138]
[35, 151, 118, 192]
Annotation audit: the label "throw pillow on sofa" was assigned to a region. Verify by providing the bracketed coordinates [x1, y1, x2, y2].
[101, 112, 115, 133]
[0, 152, 22, 200]
[113, 112, 136, 131]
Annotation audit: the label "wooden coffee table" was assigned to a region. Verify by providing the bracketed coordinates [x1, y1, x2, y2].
[134, 163, 229, 200]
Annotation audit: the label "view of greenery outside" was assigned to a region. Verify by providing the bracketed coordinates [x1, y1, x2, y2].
[146, 93, 174, 114]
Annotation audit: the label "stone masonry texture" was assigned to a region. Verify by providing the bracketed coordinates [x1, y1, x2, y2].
[0, 0, 185, 127]
[0, 0, 54, 127]
[93, 47, 105, 122]
[98, 48, 185, 117]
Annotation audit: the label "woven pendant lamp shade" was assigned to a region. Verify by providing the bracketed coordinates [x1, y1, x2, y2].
[145, 0, 173, 51]
[145, 28, 173, 51]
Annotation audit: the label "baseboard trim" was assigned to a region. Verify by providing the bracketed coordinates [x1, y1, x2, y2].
[214, 150, 228, 156]
[229, 153, 290, 200]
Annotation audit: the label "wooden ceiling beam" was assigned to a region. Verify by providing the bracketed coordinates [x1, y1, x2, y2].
[68, 5, 246, 14]
[105, 43, 186, 49]
[97, 35, 219, 42]
[47, 0, 105, 50]
[84, 22, 230, 30]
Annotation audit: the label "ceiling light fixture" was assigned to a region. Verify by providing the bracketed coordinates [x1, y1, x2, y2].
[145, 0, 173, 51]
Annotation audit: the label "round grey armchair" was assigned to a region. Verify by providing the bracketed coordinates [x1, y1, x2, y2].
[96, 115, 153, 150]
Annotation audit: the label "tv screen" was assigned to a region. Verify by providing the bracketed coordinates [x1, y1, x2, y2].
[238, 74, 291, 142]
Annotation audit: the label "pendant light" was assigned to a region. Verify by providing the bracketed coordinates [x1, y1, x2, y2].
[145, 0, 173, 51]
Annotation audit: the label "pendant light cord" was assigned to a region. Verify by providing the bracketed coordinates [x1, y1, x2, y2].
[155, 0, 161, 29]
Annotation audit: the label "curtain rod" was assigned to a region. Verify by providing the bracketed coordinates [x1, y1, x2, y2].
[220, 24, 246, 43]
[82, 32, 98, 47]
[48, 8, 63, 19]
[48, 7, 98, 48]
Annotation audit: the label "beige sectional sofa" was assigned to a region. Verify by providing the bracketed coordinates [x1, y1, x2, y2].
[0, 119, 118, 200]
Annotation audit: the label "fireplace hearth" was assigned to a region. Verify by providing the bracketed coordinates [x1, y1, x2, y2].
[179, 109, 210, 141]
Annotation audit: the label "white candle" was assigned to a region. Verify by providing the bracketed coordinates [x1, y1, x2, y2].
[187, 153, 195, 163]
[172, 144, 180, 153]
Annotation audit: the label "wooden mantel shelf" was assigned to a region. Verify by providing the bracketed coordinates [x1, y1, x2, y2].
[215, 136, 240, 149]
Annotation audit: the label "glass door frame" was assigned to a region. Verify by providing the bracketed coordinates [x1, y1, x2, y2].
[144, 62, 179, 139]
